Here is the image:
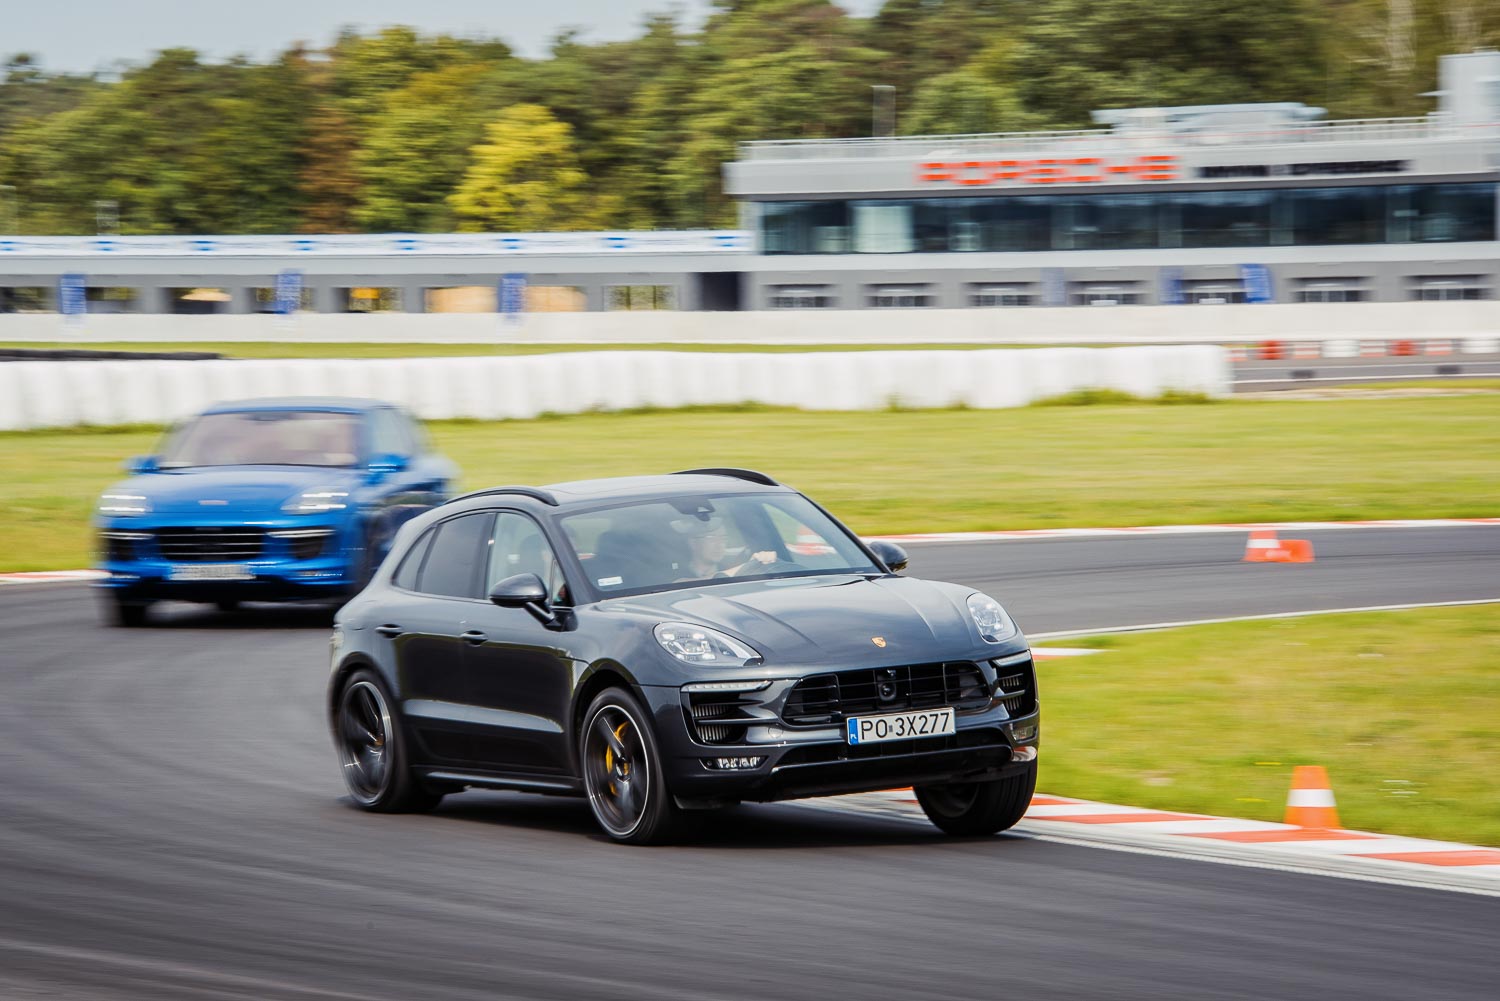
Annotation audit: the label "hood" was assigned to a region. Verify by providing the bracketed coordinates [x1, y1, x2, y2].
[601, 574, 985, 666]
[106, 466, 362, 518]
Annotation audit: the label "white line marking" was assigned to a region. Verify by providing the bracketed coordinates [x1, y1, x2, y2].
[1030, 597, 1500, 641]
[873, 518, 1500, 544]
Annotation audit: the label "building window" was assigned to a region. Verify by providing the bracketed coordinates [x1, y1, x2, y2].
[254, 286, 315, 313]
[85, 287, 141, 314]
[1296, 279, 1368, 303]
[1407, 275, 1493, 301]
[756, 182, 1496, 256]
[1181, 279, 1247, 304]
[769, 286, 833, 308]
[867, 286, 931, 308]
[169, 287, 231, 315]
[0, 286, 53, 312]
[1071, 283, 1141, 306]
[343, 287, 402, 313]
[609, 285, 676, 310]
[969, 284, 1035, 307]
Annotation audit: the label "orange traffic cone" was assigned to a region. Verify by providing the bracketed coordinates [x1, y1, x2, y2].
[1243, 531, 1315, 564]
[1243, 529, 1281, 562]
[1284, 765, 1341, 828]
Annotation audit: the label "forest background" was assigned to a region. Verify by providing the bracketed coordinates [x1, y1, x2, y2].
[1, 0, 1495, 236]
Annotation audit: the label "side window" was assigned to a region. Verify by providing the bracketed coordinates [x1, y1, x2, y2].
[392, 528, 434, 590]
[416, 513, 494, 598]
[486, 512, 570, 606]
[369, 408, 409, 458]
[398, 410, 427, 456]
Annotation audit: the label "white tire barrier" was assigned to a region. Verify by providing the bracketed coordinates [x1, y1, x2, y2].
[0, 346, 1231, 432]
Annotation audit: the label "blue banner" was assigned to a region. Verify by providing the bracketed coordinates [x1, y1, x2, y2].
[1159, 266, 1184, 305]
[499, 272, 527, 323]
[58, 272, 87, 318]
[274, 269, 303, 315]
[1240, 263, 1274, 304]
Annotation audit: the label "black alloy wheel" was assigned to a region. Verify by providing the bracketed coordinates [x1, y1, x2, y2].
[580, 688, 683, 845]
[336, 669, 441, 813]
[914, 760, 1038, 836]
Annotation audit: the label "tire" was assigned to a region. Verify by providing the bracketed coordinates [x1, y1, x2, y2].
[103, 594, 149, 628]
[579, 687, 685, 845]
[334, 669, 443, 813]
[915, 761, 1038, 837]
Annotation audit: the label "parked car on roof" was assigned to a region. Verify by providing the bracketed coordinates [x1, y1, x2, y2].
[95, 397, 456, 626]
[328, 468, 1038, 844]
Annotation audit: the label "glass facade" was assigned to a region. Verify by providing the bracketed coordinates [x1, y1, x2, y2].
[758, 182, 1496, 254]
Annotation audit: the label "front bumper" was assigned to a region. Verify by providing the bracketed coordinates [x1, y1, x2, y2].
[94, 520, 358, 602]
[641, 653, 1040, 806]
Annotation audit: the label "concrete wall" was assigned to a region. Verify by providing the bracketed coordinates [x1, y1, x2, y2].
[1, 300, 1497, 345]
[0, 346, 1230, 431]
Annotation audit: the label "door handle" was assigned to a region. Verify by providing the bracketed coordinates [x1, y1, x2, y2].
[375, 624, 404, 638]
[461, 630, 487, 645]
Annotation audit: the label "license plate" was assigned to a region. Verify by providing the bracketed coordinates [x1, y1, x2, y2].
[846, 707, 956, 745]
[169, 563, 252, 581]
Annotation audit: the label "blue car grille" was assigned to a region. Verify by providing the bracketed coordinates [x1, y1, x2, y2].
[154, 527, 266, 562]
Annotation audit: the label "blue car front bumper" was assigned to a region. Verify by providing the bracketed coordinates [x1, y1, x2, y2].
[95, 518, 362, 603]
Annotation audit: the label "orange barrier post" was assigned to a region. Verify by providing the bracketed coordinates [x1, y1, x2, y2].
[1392, 339, 1417, 357]
[1285, 765, 1341, 829]
[1258, 340, 1285, 361]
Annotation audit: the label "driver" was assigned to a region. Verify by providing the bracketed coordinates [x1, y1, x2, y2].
[675, 517, 778, 580]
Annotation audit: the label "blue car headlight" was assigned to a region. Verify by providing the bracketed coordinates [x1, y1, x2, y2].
[967, 592, 1019, 643]
[654, 622, 761, 666]
[282, 488, 350, 514]
[98, 492, 151, 516]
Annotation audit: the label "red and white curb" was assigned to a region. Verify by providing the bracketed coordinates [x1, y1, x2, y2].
[0, 570, 104, 586]
[871, 518, 1500, 545]
[810, 790, 1500, 896]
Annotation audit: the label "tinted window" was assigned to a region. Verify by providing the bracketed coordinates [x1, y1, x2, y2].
[158, 410, 360, 468]
[392, 528, 434, 590]
[486, 512, 570, 605]
[416, 513, 493, 598]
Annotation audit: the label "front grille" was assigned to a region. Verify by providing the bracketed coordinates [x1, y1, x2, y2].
[684, 692, 765, 745]
[154, 527, 266, 562]
[782, 662, 991, 726]
[994, 658, 1037, 717]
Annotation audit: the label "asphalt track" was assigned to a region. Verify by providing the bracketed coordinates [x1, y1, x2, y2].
[1233, 351, 1500, 390]
[2, 527, 1497, 999]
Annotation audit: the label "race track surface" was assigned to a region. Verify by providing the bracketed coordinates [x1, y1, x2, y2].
[2, 526, 1496, 999]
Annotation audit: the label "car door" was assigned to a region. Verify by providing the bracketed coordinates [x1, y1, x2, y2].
[381, 512, 494, 765]
[460, 510, 578, 775]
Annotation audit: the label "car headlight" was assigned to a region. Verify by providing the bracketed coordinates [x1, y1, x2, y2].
[967, 592, 1019, 643]
[654, 622, 761, 666]
[282, 488, 350, 514]
[98, 492, 151, 516]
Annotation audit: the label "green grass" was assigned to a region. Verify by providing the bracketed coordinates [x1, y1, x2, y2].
[1038, 605, 1500, 845]
[3, 394, 1497, 572]
[0, 341, 1105, 360]
[1325, 379, 1500, 393]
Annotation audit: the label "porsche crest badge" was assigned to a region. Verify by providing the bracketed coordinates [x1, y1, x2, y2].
[871, 636, 887, 648]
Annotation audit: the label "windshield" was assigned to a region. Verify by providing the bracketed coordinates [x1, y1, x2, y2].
[158, 411, 362, 468]
[558, 493, 881, 597]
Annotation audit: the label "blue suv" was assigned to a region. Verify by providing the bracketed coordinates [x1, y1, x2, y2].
[95, 397, 456, 626]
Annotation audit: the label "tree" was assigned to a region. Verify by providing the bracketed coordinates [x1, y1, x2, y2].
[448, 104, 598, 232]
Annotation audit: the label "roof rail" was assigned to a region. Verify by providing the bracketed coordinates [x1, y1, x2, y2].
[672, 468, 780, 487]
[448, 485, 560, 507]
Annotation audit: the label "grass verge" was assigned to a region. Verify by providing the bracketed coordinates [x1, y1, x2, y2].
[1037, 605, 1500, 846]
[2, 394, 1497, 572]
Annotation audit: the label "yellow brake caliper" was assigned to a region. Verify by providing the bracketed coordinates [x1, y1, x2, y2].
[606, 721, 630, 795]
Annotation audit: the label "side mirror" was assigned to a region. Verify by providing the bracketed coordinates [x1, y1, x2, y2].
[867, 540, 909, 573]
[489, 572, 557, 626]
[367, 453, 408, 480]
[125, 455, 159, 474]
